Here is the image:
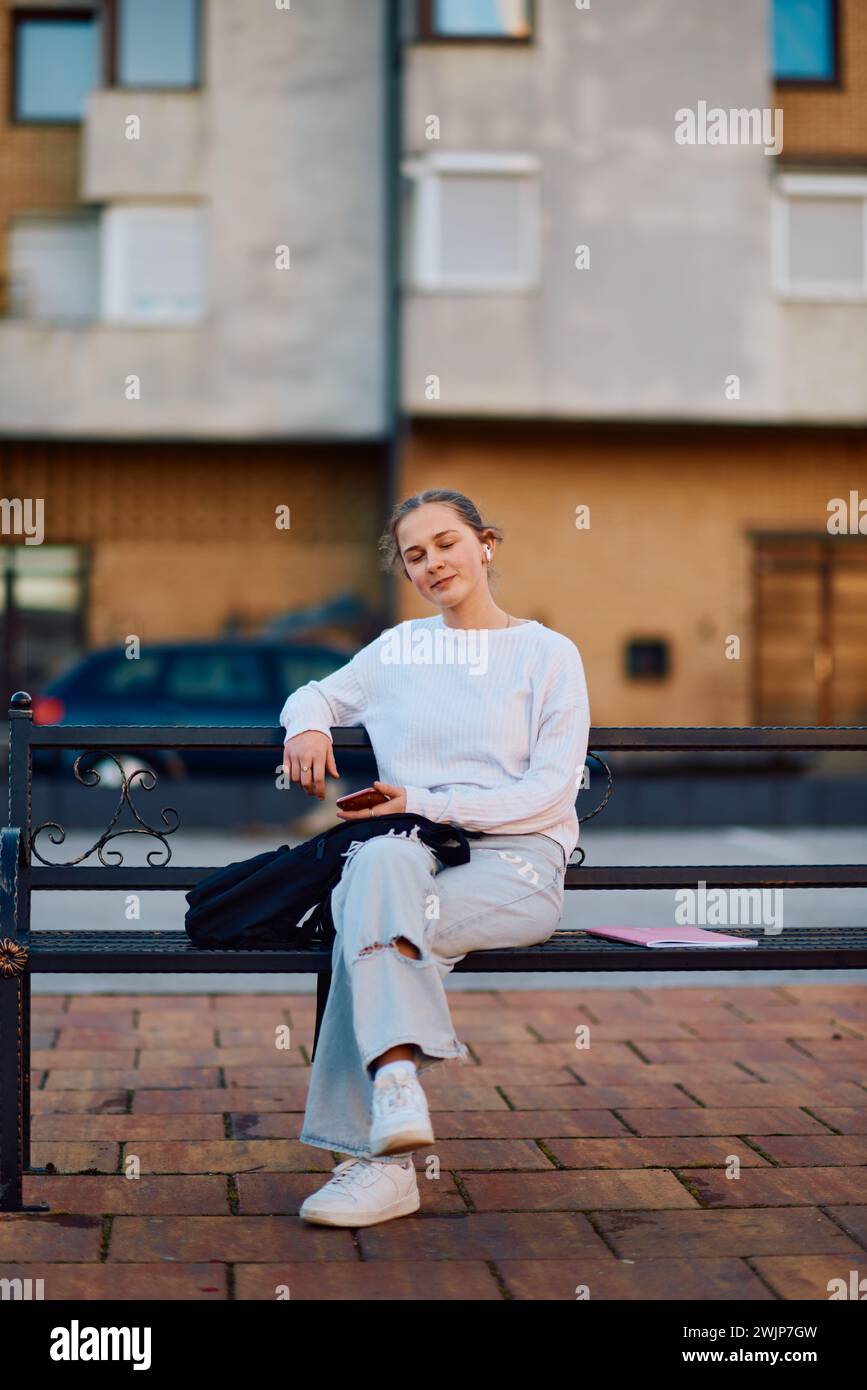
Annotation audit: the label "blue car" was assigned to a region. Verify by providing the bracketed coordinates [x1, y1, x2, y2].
[30, 639, 377, 785]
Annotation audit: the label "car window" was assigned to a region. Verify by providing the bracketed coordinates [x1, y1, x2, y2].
[165, 650, 268, 703]
[275, 651, 349, 695]
[81, 652, 165, 700]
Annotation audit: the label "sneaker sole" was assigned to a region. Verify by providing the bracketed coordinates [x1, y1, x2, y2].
[299, 1186, 420, 1227]
[369, 1121, 434, 1156]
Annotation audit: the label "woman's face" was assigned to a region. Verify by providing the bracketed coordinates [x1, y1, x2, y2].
[397, 504, 487, 610]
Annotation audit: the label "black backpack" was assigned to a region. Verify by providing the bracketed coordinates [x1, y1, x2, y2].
[184, 813, 476, 950]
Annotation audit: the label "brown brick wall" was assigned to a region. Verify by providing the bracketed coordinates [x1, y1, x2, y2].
[398, 422, 867, 724]
[776, 0, 867, 157]
[3, 429, 865, 725]
[0, 441, 388, 646]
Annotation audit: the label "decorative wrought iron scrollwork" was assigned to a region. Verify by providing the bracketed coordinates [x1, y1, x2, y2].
[30, 751, 180, 867]
[569, 749, 614, 868]
[0, 937, 28, 978]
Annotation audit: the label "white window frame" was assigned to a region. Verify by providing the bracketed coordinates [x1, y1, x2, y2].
[8, 211, 101, 321]
[100, 202, 207, 324]
[772, 173, 867, 302]
[401, 151, 541, 292]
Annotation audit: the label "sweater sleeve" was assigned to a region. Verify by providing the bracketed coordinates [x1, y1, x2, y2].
[402, 639, 591, 834]
[279, 649, 369, 745]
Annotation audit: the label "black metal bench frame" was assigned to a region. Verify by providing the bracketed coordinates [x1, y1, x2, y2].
[2, 690, 865, 1213]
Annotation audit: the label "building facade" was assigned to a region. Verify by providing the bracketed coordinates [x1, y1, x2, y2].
[0, 0, 392, 697]
[396, 0, 867, 726]
[1, 0, 865, 727]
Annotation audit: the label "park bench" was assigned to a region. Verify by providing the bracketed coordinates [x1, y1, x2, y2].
[2, 689, 866, 1213]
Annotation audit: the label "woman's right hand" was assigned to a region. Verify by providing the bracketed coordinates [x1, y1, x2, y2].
[283, 731, 339, 800]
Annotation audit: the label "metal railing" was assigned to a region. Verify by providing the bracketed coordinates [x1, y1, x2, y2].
[6, 693, 867, 894]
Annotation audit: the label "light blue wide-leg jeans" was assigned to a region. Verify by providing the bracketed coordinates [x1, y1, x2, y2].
[299, 825, 567, 1162]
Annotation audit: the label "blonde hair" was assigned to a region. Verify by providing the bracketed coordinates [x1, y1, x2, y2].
[378, 488, 504, 587]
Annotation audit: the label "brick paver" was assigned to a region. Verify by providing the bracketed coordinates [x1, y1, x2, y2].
[2, 984, 864, 1300]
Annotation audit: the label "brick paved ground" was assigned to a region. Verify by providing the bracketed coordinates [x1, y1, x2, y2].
[3, 984, 866, 1300]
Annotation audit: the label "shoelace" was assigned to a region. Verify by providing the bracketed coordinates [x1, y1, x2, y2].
[373, 1071, 420, 1116]
[326, 1159, 376, 1186]
[326, 1157, 404, 1187]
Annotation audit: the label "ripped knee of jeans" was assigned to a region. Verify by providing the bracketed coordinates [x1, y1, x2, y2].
[356, 934, 422, 962]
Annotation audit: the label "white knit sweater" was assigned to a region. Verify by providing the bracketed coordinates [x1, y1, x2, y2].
[279, 615, 591, 864]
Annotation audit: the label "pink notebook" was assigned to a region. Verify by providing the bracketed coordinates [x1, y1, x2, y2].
[584, 925, 757, 949]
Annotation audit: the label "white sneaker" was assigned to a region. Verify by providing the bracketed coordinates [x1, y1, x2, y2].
[369, 1068, 434, 1157]
[299, 1157, 419, 1227]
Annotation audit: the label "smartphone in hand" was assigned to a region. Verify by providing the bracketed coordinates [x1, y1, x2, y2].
[335, 786, 391, 811]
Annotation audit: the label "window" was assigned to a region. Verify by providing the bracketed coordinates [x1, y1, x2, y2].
[81, 651, 166, 700]
[274, 651, 351, 696]
[111, 0, 199, 88]
[100, 205, 207, 323]
[419, 0, 533, 40]
[773, 0, 837, 84]
[773, 175, 867, 300]
[165, 651, 269, 705]
[0, 546, 88, 700]
[402, 152, 540, 291]
[625, 640, 669, 680]
[11, 9, 101, 122]
[8, 215, 100, 320]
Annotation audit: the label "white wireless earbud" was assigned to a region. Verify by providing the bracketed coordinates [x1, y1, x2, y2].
[485, 545, 491, 559]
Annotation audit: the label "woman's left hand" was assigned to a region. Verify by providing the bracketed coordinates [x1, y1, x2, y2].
[336, 781, 407, 819]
